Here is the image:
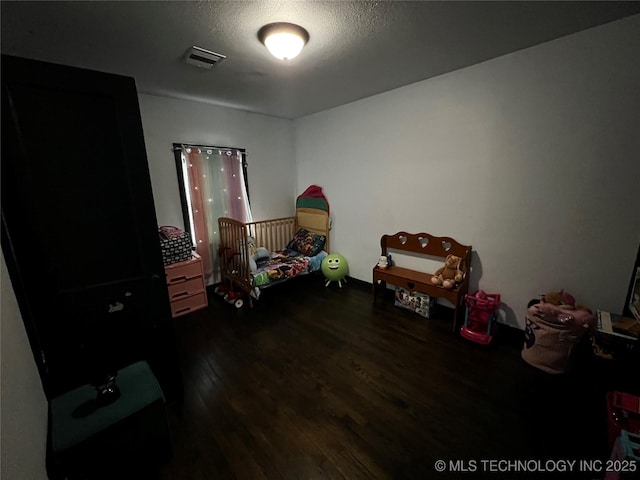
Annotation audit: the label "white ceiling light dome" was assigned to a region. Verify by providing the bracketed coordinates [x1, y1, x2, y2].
[258, 22, 309, 61]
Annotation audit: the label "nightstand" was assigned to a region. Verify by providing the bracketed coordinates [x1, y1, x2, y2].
[164, 253, 208, 317]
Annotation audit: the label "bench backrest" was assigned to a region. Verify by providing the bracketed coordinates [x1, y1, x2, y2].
[380, 231, 472, 271]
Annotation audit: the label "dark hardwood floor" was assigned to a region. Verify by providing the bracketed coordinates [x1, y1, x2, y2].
[158, 275, 620, 480]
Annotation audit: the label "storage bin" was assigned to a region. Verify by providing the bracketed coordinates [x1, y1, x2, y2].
[394, 286, 435, 318]
[521, 303, 594, 374]
[159, 228, 193, 266]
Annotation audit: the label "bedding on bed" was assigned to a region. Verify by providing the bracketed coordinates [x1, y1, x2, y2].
[252, 248, 327, 287]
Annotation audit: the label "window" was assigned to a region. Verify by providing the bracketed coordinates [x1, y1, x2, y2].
[173, 144, 252, 285]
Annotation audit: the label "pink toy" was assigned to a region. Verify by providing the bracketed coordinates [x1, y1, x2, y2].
[460, 290, 501, 345]
[224, 290, 246, 308]
[214, 282, 246, 308]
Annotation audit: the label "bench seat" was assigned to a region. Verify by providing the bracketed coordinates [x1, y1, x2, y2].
[373, 232, 471, 331]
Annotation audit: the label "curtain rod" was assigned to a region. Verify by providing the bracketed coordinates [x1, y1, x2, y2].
[172, 143, 246, 153]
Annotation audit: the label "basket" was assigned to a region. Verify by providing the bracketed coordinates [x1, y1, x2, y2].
[522, 304, 595, 374]
[159, 227, 193, 266]
[394, 286, 435, 318]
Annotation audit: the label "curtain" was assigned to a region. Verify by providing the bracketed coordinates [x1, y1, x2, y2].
[181, 146, 252, 285]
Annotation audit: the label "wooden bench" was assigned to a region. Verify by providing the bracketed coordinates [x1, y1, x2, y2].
[373, 232, 472, 331]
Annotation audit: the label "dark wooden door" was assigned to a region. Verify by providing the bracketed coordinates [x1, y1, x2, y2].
[1, 55, 182, 399]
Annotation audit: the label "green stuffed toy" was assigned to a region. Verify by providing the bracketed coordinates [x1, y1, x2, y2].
[321, 253, 348, 288]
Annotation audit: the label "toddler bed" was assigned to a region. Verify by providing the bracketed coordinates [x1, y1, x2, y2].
[217, 186, 330, 306]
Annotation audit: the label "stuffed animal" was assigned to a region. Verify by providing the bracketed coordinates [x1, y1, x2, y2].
[534, 289, 592, 314]
[247, 237, 270, 273]
[377, 255, 389, 269]
[431, 254, 464, 289]
[322, 253, 349, 287]
[544, 290, 576, 308]
[527, 301, 596, 330]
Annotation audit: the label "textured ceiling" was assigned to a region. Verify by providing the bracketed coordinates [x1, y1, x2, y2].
[2, 1, 639, 119]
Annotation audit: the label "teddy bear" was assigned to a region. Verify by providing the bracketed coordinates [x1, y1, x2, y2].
[431, 254, 464, 289]
[529, 289, 592, 314]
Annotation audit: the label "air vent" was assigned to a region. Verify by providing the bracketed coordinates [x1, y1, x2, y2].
[183, 46, 226, 69]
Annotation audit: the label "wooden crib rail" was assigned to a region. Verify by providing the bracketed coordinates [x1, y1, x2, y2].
[217, 216, 297, 301]
[247, 217, 296, 254]
[218, 217, 252, 291]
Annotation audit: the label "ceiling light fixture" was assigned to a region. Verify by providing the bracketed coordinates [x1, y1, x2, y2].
[258, 22, 309, 61]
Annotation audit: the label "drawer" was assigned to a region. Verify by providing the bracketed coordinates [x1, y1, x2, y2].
[170, 291, 208, 318]
[394, 276, 430, 293]
[373, 267, 432, 291]
[168, 277, 205, 301]
[165, 258, 203, 285]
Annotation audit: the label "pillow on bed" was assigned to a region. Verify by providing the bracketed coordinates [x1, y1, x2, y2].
[286, 228, 326, 256]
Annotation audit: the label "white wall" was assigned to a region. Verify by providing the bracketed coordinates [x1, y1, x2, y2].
[294, 16, 640, 328]
[138, 94, 296, 226]
[1, 254, 48, 480]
